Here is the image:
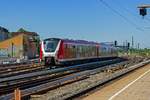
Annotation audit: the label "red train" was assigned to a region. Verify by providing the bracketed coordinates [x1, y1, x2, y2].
[40, 38, 118, 65]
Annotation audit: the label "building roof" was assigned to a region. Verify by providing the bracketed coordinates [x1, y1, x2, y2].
[11, 32, 39, 37]
[0, 26, 9, 33]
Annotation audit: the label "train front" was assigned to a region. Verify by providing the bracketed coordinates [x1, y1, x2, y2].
[40, 38, 61, 65]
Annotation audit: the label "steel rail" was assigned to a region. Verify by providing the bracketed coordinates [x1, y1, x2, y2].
[0, 57, 124, 99]
[0, 58, 123, 89]
[0, 63, 42, 71]
[0, 71, 88, 100]
[1, 59, 148, 100]
[0, 70, 75, 95]
[64, 59, 150, 100]
[0, 66, 45, 78]
[0, 58, 123, 83]
[0, 59, 124, 95]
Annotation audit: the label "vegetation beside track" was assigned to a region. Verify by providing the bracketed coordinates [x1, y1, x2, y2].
[119, 48, 150, 58]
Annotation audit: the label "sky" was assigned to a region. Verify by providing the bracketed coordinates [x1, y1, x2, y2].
[0, 0, 150, 48]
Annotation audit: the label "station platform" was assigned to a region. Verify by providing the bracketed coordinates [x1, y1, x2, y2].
[82, 64, 150, 100]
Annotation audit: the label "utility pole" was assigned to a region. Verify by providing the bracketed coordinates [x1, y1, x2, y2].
[138, 43, 140, 49]
[125, 40, 128, 51]
[132, 36, 134, 49]
[12, 42, 14, 57]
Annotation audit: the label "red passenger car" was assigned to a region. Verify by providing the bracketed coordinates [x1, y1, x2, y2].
[40, 38, 118, 65]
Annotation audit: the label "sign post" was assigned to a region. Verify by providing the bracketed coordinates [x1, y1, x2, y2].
[14, 88, 21, 100]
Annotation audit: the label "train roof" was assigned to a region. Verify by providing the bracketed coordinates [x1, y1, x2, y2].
[63, 39, 99, 45]
[44, 38, 99, 45]
[43, 38, 116, 47]
[44, 38, 60, 41]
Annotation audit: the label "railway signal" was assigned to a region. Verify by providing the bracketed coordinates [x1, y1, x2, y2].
[139, 8, 147, 16]
[138, 4, 150, 17]
[114, 40, 117, 46]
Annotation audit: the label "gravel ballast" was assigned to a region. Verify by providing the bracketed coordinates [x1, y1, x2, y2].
[30, 58, 149, 100]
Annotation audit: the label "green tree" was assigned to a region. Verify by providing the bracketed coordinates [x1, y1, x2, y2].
[17, 28, 28, 32]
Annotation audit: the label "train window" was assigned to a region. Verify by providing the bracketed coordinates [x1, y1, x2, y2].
[73, 45, 75, 48]
[44, 39, 59, 52]
[79, 46, 82, 52]
[65, 44, 68, 49]
[44, 41, 46, 44]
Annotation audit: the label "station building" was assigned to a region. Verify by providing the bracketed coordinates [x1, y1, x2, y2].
[0, 32, 40, 59]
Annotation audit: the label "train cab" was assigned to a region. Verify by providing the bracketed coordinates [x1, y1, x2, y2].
[40, 38, 61, 65]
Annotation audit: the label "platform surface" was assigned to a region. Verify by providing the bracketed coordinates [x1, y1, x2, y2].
[82, 64, 150, 100]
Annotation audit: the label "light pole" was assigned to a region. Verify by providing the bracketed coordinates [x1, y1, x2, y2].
[12, 42, 14, 57]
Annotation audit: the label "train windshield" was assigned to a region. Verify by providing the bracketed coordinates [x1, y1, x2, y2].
[44, 39, 59, 52]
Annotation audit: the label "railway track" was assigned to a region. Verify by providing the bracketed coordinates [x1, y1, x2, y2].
[29, 58, 148, 100]
[0, 58, 39, 67]
[61, 59, 150, 100]
[0, 57, 118, 77]
[0, 63, 44, 77]
[0, 57, 125, 100]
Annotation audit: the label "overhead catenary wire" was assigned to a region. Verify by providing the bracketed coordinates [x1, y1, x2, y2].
[98, 0, 144, 32]
[144, 17, 150, 22]
[112, 0, 150, 24]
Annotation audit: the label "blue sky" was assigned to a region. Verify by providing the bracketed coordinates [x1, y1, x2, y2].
[0, 0, 150, 48]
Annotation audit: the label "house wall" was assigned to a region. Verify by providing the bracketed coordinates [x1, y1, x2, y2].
[0, 33, 39, 59]
[0, 34, 24, 57]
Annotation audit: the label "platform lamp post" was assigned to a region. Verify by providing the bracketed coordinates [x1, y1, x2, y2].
[12, 42, 14, 57]
[137, 4, 150, 17]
